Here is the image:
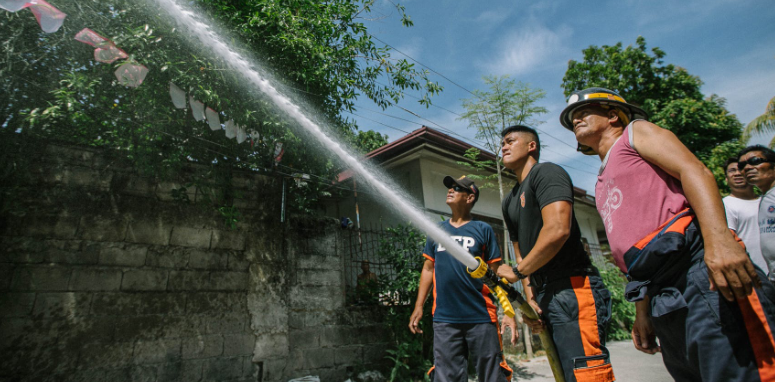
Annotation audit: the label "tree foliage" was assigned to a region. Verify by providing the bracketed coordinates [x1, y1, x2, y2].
[561, 36, 742, 167]
[352, 130, 389, 154]
[377, 224, 432, 381]
[599, 265, 636, 341]
[0, 0, 437, 219]
[457, 75, 546, 193]
[742, 95, 775, 148]
[706, 140, 746, 196]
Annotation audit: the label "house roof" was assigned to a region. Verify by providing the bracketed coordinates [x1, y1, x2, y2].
[339, 125, 595, 204]
[365, 126, 496, 164]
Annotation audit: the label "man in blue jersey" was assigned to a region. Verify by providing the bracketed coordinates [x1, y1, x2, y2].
[409, 175, 517, 382]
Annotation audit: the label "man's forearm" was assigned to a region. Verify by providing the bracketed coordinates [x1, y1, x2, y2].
[680, 166, 736, 248]
[414, 268, 433, 309]
[517, 226, 568, 275]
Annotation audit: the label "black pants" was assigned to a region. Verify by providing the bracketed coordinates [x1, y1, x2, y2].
[649, 255, 775, 382]
[429, 322, 512, 382]
[535, 272, 615, 382]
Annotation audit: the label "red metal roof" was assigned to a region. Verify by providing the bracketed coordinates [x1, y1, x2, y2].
[365, 126, 496, 164]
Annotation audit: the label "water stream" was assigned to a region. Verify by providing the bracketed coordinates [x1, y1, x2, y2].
[151, 0, 480, 269]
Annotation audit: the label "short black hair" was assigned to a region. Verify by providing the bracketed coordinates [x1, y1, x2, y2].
[724, 157, 739, 171]
[501, 125, 540, 160]
[738, 145, 775, 163]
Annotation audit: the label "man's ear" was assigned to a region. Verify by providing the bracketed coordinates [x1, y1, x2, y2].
[608, 109, 620, 124]
[528, 140, 537, 155]
[467, 193, 476, 205]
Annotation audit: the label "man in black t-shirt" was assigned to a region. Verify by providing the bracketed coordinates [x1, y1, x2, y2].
[496, 125, 614, 382]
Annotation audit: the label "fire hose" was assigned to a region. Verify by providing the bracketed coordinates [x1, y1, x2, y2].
[467, 257, 566, 382]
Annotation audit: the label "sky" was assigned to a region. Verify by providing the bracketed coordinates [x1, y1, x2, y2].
[349, 0, 775, 195]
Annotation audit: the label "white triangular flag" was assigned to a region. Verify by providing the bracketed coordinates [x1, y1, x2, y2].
[236, 125, 247, 144]
[169, 83, 186, 109]
[224, 120, 236, 139]
[205, 107, 220, 131]
[190, 96, 205, 121]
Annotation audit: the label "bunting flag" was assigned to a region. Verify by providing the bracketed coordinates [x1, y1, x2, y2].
[205, 107, 220, 131]
[114, 62, 149, 88]
[236, 125, 247, 144]
[1, 0, 66, 33]
[190, 96, 205, 121]
[0, 0, 28, 12]
[169, 83, 186, 109]
[74, 28, 128, 64]
[224, 119, 237, 139]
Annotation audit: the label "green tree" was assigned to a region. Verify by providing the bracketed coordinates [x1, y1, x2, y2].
[352, 130, 389, 154]
[706, 140, 747, 196]
[561, 37, 742, 165]
[377, 224, 433, 381]
[458, 75, 547, 266]
[0, 0, 440, 219]
[742, 95, 775, 148]
[458, 75, 547, 199]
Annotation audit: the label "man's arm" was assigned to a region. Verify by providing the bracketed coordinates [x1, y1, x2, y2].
[512, 201, 572, 275]
[633, 120, 760, 300]
[632, 299, 660, 354]
[488, 259, 519, 345]
[409, 259, 434, 334]
[497, 243, 545, 333]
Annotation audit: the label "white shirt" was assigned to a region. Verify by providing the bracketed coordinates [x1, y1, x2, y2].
[759, 189, 775, 273]
[723, 195, 766, 272]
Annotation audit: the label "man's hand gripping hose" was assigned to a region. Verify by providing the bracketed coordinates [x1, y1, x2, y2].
[467, 257, 566, 382]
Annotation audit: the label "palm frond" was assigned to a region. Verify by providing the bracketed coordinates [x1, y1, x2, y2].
[742, 96, 775, 143]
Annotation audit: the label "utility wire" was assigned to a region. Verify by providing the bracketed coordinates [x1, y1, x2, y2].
[369, 33, 479, 98]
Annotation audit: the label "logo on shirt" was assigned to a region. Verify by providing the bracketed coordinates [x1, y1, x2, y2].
[769, 205, 774, 213]
[599, 179, 623, 233]
[520, 192, 525, 207]
[437, 236, 476, 252]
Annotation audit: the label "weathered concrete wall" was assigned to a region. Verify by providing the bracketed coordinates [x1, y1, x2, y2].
[0, 141, 388, 382]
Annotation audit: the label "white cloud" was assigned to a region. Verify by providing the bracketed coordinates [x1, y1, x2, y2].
[473, 10, 509, 25]
[479, 21, 573, 76]
[703, 62, 775, 125]
[393, 36, 424, 63]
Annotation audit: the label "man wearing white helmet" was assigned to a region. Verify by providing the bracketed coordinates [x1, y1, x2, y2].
[560, 87, 775, 381]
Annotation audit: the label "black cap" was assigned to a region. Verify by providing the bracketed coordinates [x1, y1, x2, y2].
[443, 175, 479, 202]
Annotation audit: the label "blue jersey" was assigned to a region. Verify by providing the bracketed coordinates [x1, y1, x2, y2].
[423, 220, 502, 323]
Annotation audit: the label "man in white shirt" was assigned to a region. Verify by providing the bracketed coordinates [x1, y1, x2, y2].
[739, 145, 775, 281]
[722, 157, 766, 275]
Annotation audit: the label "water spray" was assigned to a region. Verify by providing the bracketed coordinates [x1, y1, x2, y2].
[150, 1, 564, 380]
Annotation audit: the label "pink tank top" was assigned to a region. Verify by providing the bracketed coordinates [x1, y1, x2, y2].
[596, 122, 690, 272]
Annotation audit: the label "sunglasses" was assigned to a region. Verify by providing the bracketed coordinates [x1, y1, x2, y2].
[452, 185, 471, 193]
[738, 157, 770, 170]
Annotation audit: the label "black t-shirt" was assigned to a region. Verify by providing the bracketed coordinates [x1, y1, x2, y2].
[501, 162, 591, 274]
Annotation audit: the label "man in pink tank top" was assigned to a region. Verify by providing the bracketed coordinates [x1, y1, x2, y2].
[559, 87, 775, 382]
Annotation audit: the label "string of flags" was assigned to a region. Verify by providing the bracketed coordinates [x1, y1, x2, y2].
[0, 0, 66, 33]
[0, 1, 149, 88]
[169, 82, 286, 168]
[73, 28, 149, 88]
[3, 0, 303, 180]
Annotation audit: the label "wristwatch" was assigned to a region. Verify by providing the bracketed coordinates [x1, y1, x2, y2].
[513, 265, 528, 280]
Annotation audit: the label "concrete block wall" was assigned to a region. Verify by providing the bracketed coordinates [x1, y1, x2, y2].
[0, 141, 392, 382]
[278, 220, 390, 381]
